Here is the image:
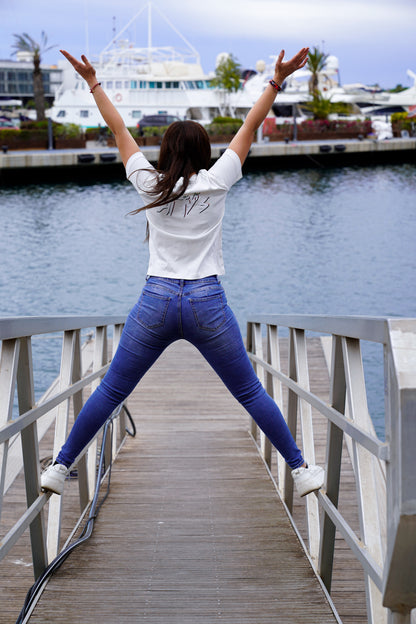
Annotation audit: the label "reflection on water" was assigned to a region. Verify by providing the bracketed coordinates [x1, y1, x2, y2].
[1, 164, 415, 438]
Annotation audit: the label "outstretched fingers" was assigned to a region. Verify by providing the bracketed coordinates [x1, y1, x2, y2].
[60, 49, 96, 81]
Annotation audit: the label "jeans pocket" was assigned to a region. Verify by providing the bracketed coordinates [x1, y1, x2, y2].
[137, 291, 171, 329]
[189, 294, 226, 331]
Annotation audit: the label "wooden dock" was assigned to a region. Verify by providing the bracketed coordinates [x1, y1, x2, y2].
[1, 338, 367, 623]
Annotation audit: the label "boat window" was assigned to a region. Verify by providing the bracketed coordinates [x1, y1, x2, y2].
[195, 81, 205, 89]
[80, 110, 89, 118]
[186, 81, 196, 89]
[124, 81, 129, 89]
[131, 80, 137, 89]
[115, 81, 122, 89]
[106, 81, 113, 89]
[139, 81, 147, 88]
[57, 110, 66, 118]
[131, 111, 142, 118]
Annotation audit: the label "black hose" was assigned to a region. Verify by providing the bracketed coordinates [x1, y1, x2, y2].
[15, 403, 135, 624]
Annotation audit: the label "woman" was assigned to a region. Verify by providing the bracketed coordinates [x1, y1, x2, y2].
[41, 46, 324, 498]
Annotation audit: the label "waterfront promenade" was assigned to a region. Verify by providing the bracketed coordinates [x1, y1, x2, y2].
[1, 137, 415, 184]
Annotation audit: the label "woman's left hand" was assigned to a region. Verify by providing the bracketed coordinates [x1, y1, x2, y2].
[274, 47, 309, 85]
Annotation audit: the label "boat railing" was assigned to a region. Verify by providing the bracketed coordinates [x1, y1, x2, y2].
[0, 315, 127, 581]
[246, 314, 416, 624]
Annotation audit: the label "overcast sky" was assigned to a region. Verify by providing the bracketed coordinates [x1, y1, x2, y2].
[1, 0, 415, 89]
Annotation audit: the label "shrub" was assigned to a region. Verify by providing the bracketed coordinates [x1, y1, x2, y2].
[0, 129, 21, 141]
[391, 112, 413, 135]
[54, 123, 83, 139]
[127, 126, 140, 138]
[207, 117, 243, 136]
[20, 120, 50, 130]
[142, 126, 168, 137]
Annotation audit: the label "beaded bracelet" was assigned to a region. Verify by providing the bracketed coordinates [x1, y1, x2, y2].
[90, 82, 102, 94]
[269, 79, 282, 92]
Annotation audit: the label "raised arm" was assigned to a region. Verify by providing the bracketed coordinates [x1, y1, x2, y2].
[229, 47, 309, 165]
[60, 50, 139, 166]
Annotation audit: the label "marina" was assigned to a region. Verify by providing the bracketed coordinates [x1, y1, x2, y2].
[1, 3, 415, 622]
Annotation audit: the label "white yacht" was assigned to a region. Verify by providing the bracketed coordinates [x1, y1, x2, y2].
[49, 2, 252, 128]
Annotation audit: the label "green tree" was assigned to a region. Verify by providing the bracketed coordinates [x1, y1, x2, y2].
[12, 32, 55, 121]
[307, 46, 329, 96]
[211, 54, 241, 93]
[211, 54, 241, 117]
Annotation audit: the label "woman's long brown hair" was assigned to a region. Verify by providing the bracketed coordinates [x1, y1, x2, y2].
[130, 120, 212, 215]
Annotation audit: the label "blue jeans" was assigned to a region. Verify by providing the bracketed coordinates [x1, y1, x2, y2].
[57, 276, 304, 469]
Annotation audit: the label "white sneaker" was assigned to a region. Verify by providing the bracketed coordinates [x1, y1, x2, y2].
[292, 464, 325, 497]
[41, 463, 68, 495]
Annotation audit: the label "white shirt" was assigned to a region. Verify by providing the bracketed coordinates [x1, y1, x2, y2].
[126, 148, 242, 279]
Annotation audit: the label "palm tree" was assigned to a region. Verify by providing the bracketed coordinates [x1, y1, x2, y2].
[12, 32, 55, 121]
[307, 47, 329, 96]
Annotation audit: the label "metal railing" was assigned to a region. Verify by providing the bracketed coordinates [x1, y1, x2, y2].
[246, 314, 416, 624]
[0, 315, 127, 583]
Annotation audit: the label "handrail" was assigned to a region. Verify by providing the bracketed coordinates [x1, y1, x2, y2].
[0, 315, 127, 584]
[246, 314, 416, 624]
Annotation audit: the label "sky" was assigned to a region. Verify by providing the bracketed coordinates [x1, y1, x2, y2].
[1, 0, 415, 89]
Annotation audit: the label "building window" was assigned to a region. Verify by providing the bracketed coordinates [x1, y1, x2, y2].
[80, 110, 89, 118]
[57, 110, 66, 118]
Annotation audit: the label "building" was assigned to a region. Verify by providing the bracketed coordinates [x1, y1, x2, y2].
[0, 52, 62, 107]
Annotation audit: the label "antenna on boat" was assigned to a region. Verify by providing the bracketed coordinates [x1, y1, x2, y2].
[148, 3, 152, 63]
[151, 2, 200, 63]
[83, 0, 90, 57]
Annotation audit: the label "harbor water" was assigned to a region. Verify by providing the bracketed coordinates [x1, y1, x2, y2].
[1, 162, 415, 439]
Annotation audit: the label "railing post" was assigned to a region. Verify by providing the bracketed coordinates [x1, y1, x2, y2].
[284, 328, 297, 511]
[292, 328, 320, 567]
[383, 319, 416, 623]
[266, 325, 285, 491]
[0, 338, 20, 522]
[72, 330, 89, 512]
[343, 336, 386, 623]
[113, 323, 126, 448]
[17, 337, 48, 578]
[319, 334, 345, 590]
[87, 326, 108, 501]
[47, 330, 77, 561]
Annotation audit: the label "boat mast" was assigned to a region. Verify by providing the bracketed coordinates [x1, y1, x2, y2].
[148, 2, 152, 63]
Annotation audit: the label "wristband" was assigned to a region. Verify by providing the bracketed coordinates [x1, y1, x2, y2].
[90, 82, 101, 94]
[269, 80, 282, 92]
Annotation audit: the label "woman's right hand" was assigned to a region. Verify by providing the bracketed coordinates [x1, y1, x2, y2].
[60, 50, 98, 88]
